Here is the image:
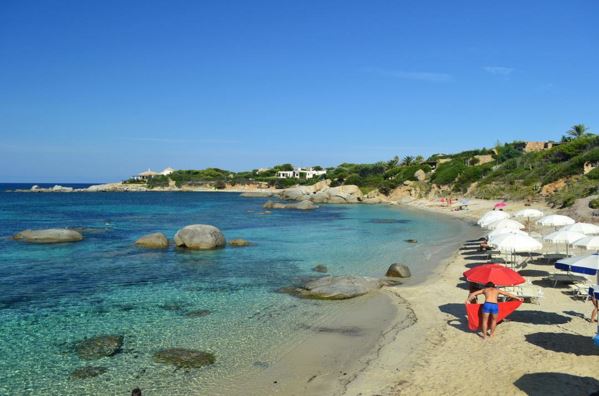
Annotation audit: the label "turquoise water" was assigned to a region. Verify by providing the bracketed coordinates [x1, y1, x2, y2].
[0, 189, 471, 395]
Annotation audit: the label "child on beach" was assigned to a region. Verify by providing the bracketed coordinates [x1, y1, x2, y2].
[466, 282, 523, 339]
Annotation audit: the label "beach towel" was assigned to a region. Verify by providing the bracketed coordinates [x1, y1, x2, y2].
[465, 301, 522, 331]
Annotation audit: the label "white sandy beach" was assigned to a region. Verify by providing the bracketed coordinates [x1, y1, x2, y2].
[345, 199, 599, 396]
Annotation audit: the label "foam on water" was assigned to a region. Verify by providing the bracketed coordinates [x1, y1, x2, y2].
[0, 190, 471, 394]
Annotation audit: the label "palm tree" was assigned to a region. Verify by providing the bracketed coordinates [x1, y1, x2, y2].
[401, 156, 414, 166]
[567, 124, 590, 138]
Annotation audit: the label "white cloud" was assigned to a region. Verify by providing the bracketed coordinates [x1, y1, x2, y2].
[483, 66, 515, 76]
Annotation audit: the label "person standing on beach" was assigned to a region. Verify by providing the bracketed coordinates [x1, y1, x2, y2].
[466, 282, 523, 339]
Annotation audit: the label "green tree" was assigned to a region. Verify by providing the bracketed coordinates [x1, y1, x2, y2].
[401, 156, 415, 166]
[567, 124, 591, 138]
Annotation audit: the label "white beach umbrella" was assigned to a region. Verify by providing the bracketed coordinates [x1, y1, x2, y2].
[485, 219, 526, 231]
[514, 209, 544, 219]
[477, 211, 510, 227]
[573, 236, 599, 251]
[537, 214, 575, 227]
[544, 230, 586, 255]
[560, 222, 599, 235]
[487, 228, 528, 239]
[489, 234, 543, 253]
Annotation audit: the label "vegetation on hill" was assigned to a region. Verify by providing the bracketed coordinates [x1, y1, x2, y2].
[126, 124, 598, 208]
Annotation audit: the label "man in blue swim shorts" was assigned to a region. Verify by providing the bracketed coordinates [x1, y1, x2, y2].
[466, 282, 522, 339]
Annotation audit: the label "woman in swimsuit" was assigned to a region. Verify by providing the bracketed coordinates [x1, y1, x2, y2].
[466, 282, 523, 339]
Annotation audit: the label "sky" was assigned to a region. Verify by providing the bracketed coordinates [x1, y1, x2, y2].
[1, 0, 598, 182]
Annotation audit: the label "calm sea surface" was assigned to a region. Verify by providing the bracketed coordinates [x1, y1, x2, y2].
[0, 185, 472, 395]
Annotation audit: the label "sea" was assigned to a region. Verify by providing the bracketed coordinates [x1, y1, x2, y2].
[0, 183, 473, 395]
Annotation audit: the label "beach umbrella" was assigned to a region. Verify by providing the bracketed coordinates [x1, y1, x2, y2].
[494, 202, 507, 209]
[459, 199, 470, 206]
[487, 228, 528, 239]
[543, 230, 586, 255]
[478, 211, 511, 227]
[560, 222, 599, 235]
[555, 254, 599, 345]
[488, 234, 543, 253]
[555, 253, 599, 276]
[537, 214, 575, 227]
[573, 236, 599, 251]
[464, 264, 525, 287]
[514, 209, 544, 219]
[485, 219, 526, 231]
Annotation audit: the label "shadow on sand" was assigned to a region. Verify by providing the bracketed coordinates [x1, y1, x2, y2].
[514, 372, 599, 396]
[525, 332, 599, 356]
[438, 303, 470, 332]
[518, 269, 551, 277]
[507, 310, 571, 325]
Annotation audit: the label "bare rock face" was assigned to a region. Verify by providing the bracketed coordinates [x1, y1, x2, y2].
[174, 225, 226, 250]
[414, 169, 427, 181]
[284, 276, 381, 300]
[135, 232, 168, 249]
[240, 192, 273, 198]
[385, 263, 411, 278]
[14, 228, 83, 244]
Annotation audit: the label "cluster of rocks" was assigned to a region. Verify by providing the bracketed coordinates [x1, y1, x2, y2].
[13, 225, 252, 251]
[276, 180, 366, 204]
[263, 200, 318, 210]
[69, 334, 215, 380]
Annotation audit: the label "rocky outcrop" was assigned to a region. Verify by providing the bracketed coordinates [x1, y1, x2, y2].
[153, 348, 216, 368]
[135, 232, 168, 249]
[310, 185, 364, 204]
[414, 169, 427, 181]
[385, 263, 411, 278]
[263, 200, 318, 210]
[14, 228, 83, 244]
[284, 276, 381, 300]
[174, 225, 226, 250]
[75, 335, 123, 360]
[70, 366, 108, 379]
[229, 239, 251, 247]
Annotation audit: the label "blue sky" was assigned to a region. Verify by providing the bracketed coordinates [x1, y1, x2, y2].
[1, 0, 598, 182]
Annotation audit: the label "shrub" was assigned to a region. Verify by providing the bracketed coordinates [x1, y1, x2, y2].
[432, 160, 465, 185]
[378, 180, 399, 196]
[146, 175, 170, 188]
[344, 174, 363, 186]
[586, 168, 599, 180]
[589, 198, 599, 209]
[214, 180, 226, 189]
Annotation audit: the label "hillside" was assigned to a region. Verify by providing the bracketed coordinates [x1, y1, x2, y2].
[131, 130, 599, 209]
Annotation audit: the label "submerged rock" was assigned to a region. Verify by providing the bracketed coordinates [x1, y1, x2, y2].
[13, 228, 83, 244]
[312, 264, 328, 273]
[184, 309, 212, 318]
[135, 232, 168, 249]
[284, 276, 381, 300]
[229, 239, 251, 247]
[70, 366, 108, 379]
[153, 348, 215, 368]
[385, 263, 411, 278]
[240, 192, 273, 198]
[174, 224, 226, 250]
[404, 239, 418, 244]
[75, 335, 123, 360]
[263, 200, 318, 210]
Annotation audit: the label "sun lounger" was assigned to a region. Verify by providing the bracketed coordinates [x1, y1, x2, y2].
[502, 284, 543, 304]
[569, 282, 592, 301]
[545, 273, 589, 287]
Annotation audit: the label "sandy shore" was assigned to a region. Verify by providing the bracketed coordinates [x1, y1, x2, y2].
[345, 199, 599, 395]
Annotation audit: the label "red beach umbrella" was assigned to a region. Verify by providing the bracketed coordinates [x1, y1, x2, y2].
[463, 264, 525, 287]
[494, 202, 507, 209]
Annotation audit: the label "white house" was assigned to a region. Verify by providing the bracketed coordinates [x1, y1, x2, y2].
[135, 169, 160, 180]
[160, 167, 175, 176]
[276, 167, 326, 179]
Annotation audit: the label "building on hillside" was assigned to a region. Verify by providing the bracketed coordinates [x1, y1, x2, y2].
[276, 167, 327, 179]
[516, 141, 559, 153]
[256, 167, 271, 174]
[160, 167, 175, 176]
[584, 161, 598, 175]
[135, 169, 160, 180]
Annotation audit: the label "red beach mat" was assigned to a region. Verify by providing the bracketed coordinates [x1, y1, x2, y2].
[465, 301, 522, 331]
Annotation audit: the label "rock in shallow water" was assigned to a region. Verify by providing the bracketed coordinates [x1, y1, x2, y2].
[174, 224, 226, 250]
[13, 228, 83, 244]
[312, 264, 328, 273]
[153, 348, 215, 368]
[263, 200, 318, 210]
[283, 276, 381, 300]
[184, 309, 212, 318]
[75, 335, 123, 360]
[229, 239, 251, 247]
[70, 366, 108, 379]
[135, 232, 169, 249]
[385, 263, 411, 278]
